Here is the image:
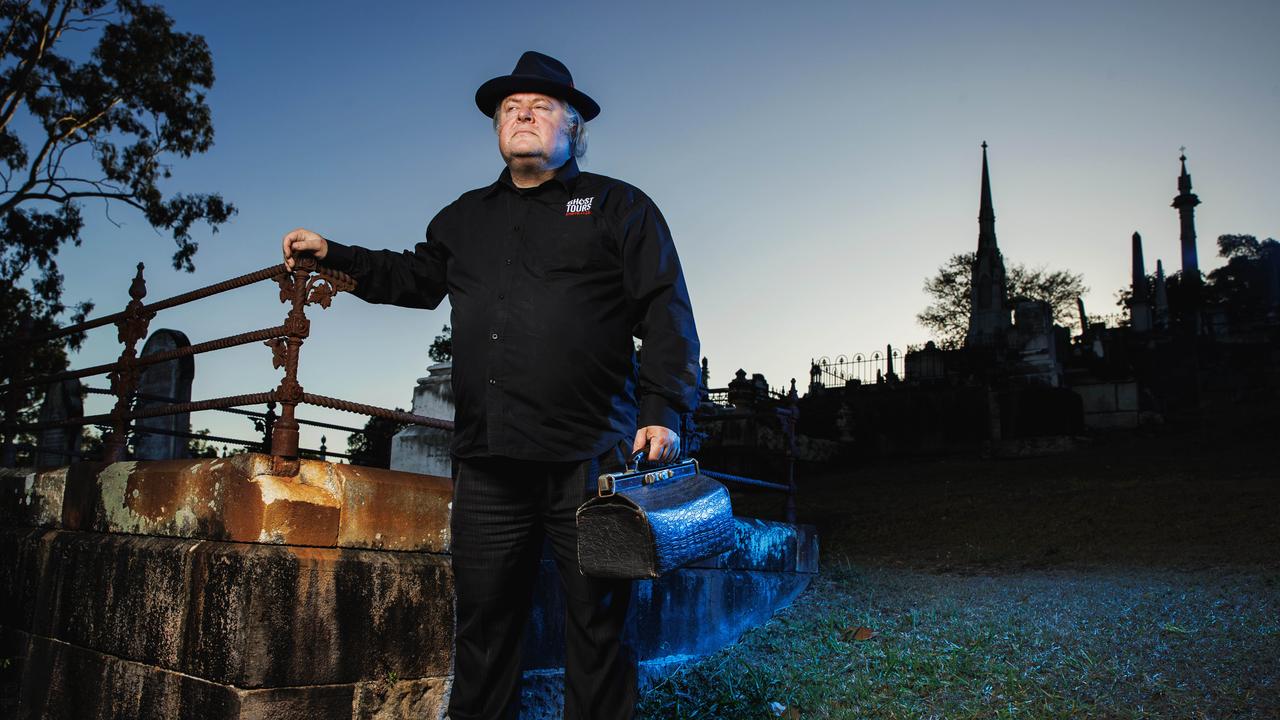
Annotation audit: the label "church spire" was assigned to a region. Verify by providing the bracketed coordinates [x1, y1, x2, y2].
[978, 141, 996, 250]
[966, 141, 1011, 348]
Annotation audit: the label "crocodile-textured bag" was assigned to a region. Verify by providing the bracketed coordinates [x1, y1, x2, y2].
[576, 450, 734, 579]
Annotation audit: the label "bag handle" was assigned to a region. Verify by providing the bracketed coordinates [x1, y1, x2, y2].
[627, 446, 647, 472]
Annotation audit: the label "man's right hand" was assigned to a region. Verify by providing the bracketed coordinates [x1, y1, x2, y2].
[282, 228, 329, 271]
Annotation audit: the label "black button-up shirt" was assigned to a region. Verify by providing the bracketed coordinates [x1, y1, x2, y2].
[322, 158, 700, 462]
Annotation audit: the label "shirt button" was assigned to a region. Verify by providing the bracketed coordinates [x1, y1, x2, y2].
[489, 378, 497, 385]
[490, 332, 499, 340]
[498, 293, 505, 300]
[505, 258, 512, 265]
[513, 225, 521, 232]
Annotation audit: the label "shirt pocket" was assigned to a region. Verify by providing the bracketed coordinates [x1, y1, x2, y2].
[530, 221, 616, 274]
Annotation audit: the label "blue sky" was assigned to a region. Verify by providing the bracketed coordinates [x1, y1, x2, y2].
[47, 0, 1280, 453]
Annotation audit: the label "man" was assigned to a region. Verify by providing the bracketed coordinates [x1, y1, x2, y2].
[281, 51, 699, 720]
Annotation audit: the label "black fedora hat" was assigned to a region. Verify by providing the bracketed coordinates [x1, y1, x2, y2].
[475, 51, 600, 121]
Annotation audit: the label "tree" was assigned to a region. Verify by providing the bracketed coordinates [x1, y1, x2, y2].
[347, 411, 409, 469]
[428, 324, 451, 363]
[917, 252, 1087, 348]
[186, 427, 219, 458]
[0, 1, 232, 443]
[1207, 235, 1279, 320]
[1115, 235, 1280, 326]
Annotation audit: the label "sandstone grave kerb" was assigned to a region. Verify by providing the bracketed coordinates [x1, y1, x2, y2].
[18, 453, 456, 554]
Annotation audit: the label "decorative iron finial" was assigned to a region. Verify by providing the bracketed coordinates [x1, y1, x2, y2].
[128, 262, 147, 301]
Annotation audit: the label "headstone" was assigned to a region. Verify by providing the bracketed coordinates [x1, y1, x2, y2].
[1010, 300, 1062, 387]
[390, 361, 455, 478]
[36, 378, 83, 468]
[134, 329, 194, 460]
[904, 341, 945, 383]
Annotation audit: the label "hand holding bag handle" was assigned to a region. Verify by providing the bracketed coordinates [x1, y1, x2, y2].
[577, 444, 734, 578]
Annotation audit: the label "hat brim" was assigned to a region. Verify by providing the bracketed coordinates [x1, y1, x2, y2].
[475, 74, 600, 121]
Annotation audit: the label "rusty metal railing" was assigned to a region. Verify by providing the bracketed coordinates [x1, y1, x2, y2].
[0, 255, 453, 475]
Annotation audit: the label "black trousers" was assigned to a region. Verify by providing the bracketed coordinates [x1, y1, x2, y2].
[447, 443, 636, 720]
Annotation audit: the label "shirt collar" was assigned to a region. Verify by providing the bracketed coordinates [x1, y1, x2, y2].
[485, 157, 580, 197]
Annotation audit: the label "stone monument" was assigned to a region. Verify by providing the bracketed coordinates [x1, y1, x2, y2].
[134, 329, 194, 460]
[36, 378, 82, 468]
[390, 361, 455, 478]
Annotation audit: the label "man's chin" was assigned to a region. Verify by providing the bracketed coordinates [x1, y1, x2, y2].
[505, 152, 551, 170]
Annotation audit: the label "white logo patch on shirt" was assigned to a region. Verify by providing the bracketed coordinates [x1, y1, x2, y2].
[565, 197, 594, 216]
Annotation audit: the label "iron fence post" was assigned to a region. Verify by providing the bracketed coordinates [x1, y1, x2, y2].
[267, 265, 309, 475]
[265, 256, 354, 475]
[103, 264, 154, 462]
[782, 393, 799, 524]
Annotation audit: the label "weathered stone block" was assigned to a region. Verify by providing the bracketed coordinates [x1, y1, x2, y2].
[0, 529, 54, 632]
[236, 685, 359, 720]
[628, 568, 811, 660]
[19, 634, 240, 720]
[33, 532, 193, 671]
[796, 523, 819, 573]
[0, 466, 71, 528]
[16, 634, 451, 720]
[522, 562, 812, 670]
[184, 542, 454, 688]
[685, 518, 819, 574]
[55, 454, 452, 551]
[29, 530, 453, 688]
[336, 464, 452, 552]
[351, 676, 450, 720]
[687, 517, 798, 572]
[1, 627, 30, 715]
[62, 455, 342, 546]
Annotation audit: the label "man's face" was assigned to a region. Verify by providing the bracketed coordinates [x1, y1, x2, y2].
[496, 92, 573, 170]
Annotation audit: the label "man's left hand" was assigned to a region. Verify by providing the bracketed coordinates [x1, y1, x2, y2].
[633, 425, 680, 464]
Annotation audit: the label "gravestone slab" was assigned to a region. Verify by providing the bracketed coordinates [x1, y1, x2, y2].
[134, 329, 194, 461]
[36, 378, 82, 469]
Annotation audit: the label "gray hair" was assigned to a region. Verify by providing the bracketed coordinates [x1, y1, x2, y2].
[493, 97, 589, 160]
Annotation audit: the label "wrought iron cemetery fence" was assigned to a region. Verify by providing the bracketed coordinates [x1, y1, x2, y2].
[813, 346, 904, 387]
[0, 256, 451, 476]
[0, 254, 798, 519]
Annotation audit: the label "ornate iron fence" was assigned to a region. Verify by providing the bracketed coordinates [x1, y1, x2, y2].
[0, 255, 451, 475]
[0, 254, 799, 520]
[812, 346, 903, 387]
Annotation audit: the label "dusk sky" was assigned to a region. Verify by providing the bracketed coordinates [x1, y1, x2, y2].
[51, 0, 1280, 453]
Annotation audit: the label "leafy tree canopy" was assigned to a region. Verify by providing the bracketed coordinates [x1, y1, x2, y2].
[1, 0, 232, 433]
[918, 252, 1087, 348]
[1207, 235, 1279, 317]
[347, 411, 408, 469]
[1117, 234, 1280, 324]
[428, 324, 451, 363]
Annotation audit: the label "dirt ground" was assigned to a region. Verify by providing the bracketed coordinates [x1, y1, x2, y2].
[639, 406, 1280, 719]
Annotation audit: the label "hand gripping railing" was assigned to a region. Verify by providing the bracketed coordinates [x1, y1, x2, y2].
[0, 255, 453, 475]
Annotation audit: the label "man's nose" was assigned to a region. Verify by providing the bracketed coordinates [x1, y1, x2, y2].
[516, 107, 534, 121]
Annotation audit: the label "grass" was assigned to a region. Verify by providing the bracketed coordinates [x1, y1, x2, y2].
[638, 408, 1280, 719]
